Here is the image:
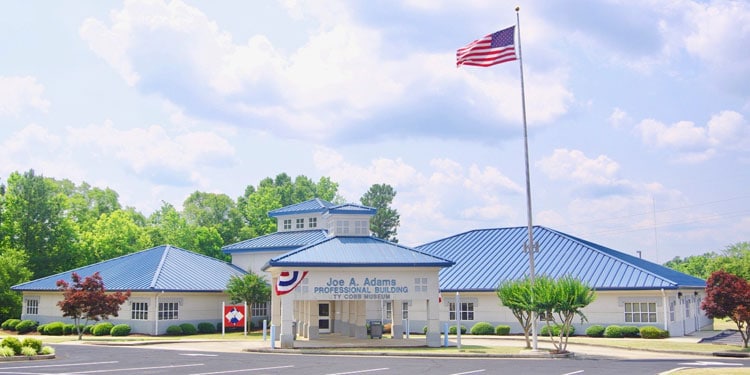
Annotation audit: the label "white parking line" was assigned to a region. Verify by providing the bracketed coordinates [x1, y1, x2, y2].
[325, 368, 390, 375]
[0, 361, 118, 370]
[561, 371, 584, 375]
[63, 363, 204, 373]
[450, 370, 486, 375]
[190, 365, 294, 374]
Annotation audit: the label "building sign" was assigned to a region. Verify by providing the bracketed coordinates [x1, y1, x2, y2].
[291, 271, 436, 301]
[223, 305, 245, 327]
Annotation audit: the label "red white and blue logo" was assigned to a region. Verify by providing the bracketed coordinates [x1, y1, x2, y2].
[275, 270, 308, 296]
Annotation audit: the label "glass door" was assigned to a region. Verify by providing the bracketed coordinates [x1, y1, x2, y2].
[318, 302, 331, 333]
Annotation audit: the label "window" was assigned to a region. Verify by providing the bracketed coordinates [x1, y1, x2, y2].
[158, 302, 179, 320]
[296, 218, 304, 229]
[251, 302, 268, 317]
[131, 302, 148, 320]
[402, 302, 409, 319]
[449, 302, 475, 321]
[25, 299, 39, 315]
[354, 220, 369, 235]
[308, 217, 317, 228]
[539, 311, 553, 321]
[685, 299, 691, 318]
[283, 219, 292, 230]
[624, 302, 657, 323]
[414, 277, 428, 292]
[385, 302, 392, 320]
[336, 220, 350, 234]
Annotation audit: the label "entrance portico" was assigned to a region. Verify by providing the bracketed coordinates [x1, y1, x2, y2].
[263, 236, 453, 349]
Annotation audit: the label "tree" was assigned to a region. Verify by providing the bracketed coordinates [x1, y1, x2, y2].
[664, 242, 750, 280]
[535, 276, 596, 353]
[226, 272, 271, 327]
[496, 278, 535, 349]
[182, 191, 243, 245]
[56, 272, 131, 340]
[701, 270, 750, 348]
[0, 248, 32, 322]
[79, 210, 150, 263]
[360, 184, 400, 242]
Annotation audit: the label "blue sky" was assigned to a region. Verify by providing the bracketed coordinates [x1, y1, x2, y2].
[1, 0, 748, 263]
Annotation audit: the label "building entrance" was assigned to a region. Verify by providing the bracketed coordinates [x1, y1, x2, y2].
[318, 302, 331, 333]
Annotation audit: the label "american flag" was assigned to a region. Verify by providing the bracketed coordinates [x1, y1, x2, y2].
[456, 26, 517, 68]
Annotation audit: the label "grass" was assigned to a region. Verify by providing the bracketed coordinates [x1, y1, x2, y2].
[565, 336, 740, 353]
[671, 369, 750, 374]
[333, 345, 525, 355]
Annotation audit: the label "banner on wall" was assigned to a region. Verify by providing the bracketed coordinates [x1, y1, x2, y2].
[275, 270, 308, 295]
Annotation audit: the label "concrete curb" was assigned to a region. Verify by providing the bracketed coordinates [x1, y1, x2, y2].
[0, 354, 55, 362]
[243, 347, 576, 359]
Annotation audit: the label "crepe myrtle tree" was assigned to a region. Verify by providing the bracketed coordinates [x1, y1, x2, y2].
[57, 271, 131, 340]
[701, 270, 750, 348]
[226, 271, 271, 327]
[496, 278, 535, 349]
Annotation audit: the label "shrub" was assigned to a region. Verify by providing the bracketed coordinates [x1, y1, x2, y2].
[20, 346, 37, 356]
[40, 346, 55, 355]
[640, 326, 670, 339]
[37, 324, 46, 334]
[110, 324, 131, 336]
[15, 320, 38, 334]
[197, 322, 216, 334]
[64, 324, 76, 335]
[44, 322, 65, 336]
[604, 325, 623, 338]
[92, 322, 114, 336]
[1, 337, 23, 355]
[22, 338, 43, 353]
[166, 325, 183, 335]
[540, 324, 575, 336]
[180, 323, 197, 335]
[0, 347, 14, 357]
[83, 325, 94, 334]
[621, 326, 640, 338]
[422, 325, 428, 334]
[470, 322, 495, 335]
[3, 319, 21, 331]
[585, 325, 605, 337]
[495, 325, 511, 335]
[448, 325, 467, 334]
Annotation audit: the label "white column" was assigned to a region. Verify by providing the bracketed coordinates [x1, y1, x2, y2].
[426, 298, 440, 347]
[280, 295, 294, 348]
[392, 300, 403, 339]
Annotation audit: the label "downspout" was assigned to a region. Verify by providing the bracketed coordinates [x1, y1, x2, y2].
[660, 289, 668, 331]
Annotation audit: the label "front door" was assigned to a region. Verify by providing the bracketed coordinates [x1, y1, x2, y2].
[318, 302, 331, 334]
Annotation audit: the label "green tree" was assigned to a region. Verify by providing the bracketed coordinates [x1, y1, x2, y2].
[0, 248, 32, 322]
[496, 278, 536, 349]
[665, 242, 750, 280]
[360, 184, 400, 242]
[226, 271, 271, 325]
[536, 276, 596, 353]
[183, 191, 243, 245]
[79, 210, 150, 263]
[56, 272, 131, 340]
[4, 170, 80, 278]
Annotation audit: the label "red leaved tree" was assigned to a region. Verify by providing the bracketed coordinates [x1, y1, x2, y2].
[701, 270, 750, 348]
[56, 272, 131, 340]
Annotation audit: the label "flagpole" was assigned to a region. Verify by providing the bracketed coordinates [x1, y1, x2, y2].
[515, 6, 539, 352]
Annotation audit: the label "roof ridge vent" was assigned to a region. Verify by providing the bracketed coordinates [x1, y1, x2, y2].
[149, 245, 171, 289]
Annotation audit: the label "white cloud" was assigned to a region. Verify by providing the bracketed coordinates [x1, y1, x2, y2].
[608, 107, 631, 128]
[0, 76, 51, 116]
[635, 111, 748, 161]
[537, 148, 620, 185]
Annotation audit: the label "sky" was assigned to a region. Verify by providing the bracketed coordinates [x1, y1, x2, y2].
[1, 0, 749, 264]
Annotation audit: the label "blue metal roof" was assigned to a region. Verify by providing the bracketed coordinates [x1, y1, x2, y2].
[416, 226, 706, 292]
[327, 203, 376, 216]
[12, 245, 247, 292]
[222, 230, 329, 254]
[268, 198, 333, 217]
[263, 236, 454, 269]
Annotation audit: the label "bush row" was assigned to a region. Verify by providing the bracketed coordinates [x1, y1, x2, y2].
[166, 322, 218, 335]
[585, 324, 669, 339]
[0, 337, 54, 357]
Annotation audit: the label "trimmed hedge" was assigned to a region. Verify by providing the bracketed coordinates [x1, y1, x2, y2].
[1, 337, 22, 355]
[585, 325, 605, 337]
[110, 324, 131, 336]
[92, 322, 114, 336]
[180, 323, 197, 335]
[448, 325, 467, 334]
[64, 324, 75, 335]
[470, 322, 495, 335]
[197, 322, 216, 334]
[604, 325, 623, 338]
[15, 320, 38, 334]
[621, 325, 640, 338]
[495, 325, 511, 335]
[44, 322, 65, 336]
[540, 324, 575, 336]
[640, 325, 670, 339]
[166, 325, 183, 335]
[2, 319, 21, 331]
